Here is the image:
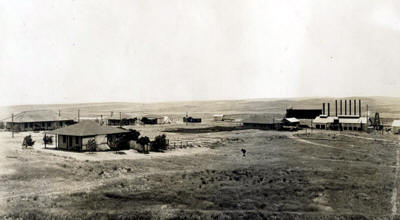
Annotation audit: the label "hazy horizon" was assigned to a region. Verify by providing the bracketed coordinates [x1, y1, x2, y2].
[1, 0, 400, 106]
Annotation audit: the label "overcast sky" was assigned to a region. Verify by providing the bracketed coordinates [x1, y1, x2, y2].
[1, 0, 399, 106]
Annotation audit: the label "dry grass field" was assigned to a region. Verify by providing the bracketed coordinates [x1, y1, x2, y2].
[1, 98, 400, 219]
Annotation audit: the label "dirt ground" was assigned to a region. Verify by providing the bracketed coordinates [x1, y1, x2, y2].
[1, 126, 400, 219]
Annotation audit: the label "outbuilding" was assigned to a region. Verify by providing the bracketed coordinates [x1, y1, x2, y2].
[392, 120, 400, 134]
[106, 113, 137, 126]
[48, 120, 129, 151]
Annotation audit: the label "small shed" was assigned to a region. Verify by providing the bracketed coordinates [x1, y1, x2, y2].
[392, 120, 400, 134]
[213, 114, 224, 121]
[183, 116, 202, 123]
[48, 121, 129, 151]
[282, 117, 300, 126]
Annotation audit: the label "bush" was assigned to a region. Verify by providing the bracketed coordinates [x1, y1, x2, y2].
[151, 134, 168, 152]
[137, 136, 150, 146]
[22, 135, 35, 147]
[126, 129, 140, 141]
[43, 135, 53, 145]
[87, 138, 96, 152]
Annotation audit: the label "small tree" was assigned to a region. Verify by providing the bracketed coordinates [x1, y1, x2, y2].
[151, 134, 168, 152]
[87, 138, 97, 152]
[126, 129, 140, 141]
[22, 135, 35, 148]
[137, 136, 150, 154]
[43, 135, 53, 145]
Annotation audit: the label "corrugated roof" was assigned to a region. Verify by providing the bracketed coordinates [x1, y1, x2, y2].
[4, 110, 73, 123]
[48, 120, 129, 136]
[339, 117, 367, 124]
[392, 120, 400, 127]
[313, 116, 337, 124]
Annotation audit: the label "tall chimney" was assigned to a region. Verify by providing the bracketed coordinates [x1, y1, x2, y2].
[340, 100, 343, 115]
[359, 100, 361, 117]
[345, 100, 347, 115]
[349, 100, 352, 115]
[335, 100, 338, 116]
[354, 100, 356, 116]
[322, 103, 325, 115]
[328, 103, 330, 116]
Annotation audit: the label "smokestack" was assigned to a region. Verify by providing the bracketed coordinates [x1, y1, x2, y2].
[322, 103, 325, 115]
[335, 100, 338, 116]
[345, 100, 347, 115]
[340, 100, 343, 115]
[349, 100, 352, 115]
[328, 103, 330, 116]
[359, 100, 361, 117]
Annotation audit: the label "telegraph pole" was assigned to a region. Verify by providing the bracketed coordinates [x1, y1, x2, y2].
[78, 109, 80, 122]
[11, 113, 14, 138]
[120, 112, 122, 127]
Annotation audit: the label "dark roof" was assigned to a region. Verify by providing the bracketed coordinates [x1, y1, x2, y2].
[106, 113, 137, 120]
[48, 120, 129, 136]
[4, 110, 73, 123]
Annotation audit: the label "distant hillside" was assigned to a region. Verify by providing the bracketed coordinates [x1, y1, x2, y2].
[1, 97, 400, 120]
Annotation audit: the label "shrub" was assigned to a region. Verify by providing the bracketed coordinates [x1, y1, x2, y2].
[43, 135, 53, 145]
[151, 134, 168, 152]
[22, 135, 35, 147]
[87, 138, 96, 152]
[137, 136, 150, 146]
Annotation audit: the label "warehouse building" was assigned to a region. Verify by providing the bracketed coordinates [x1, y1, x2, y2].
[285, 108, 322, 119]
[4, 110, 74, 132]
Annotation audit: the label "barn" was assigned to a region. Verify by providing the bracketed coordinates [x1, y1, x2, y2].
[48, 120, 129, 151]
[4, 110, 74, 132]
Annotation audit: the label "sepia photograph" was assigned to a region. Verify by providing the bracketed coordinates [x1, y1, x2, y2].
[1, 0, 400, 219]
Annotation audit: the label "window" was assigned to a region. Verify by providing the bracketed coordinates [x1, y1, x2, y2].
[75, 137, 79, 145]
[62, 136, 66, 143]
[47, 122, 51, 127]
[24, 123, 28, 128]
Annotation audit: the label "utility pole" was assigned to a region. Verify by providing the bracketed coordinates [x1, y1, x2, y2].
[366, 104, 369, 127]
[78, 109, 80, 123]
[120, 112, 122, 128]
[58, 110, 61, 117]
[11, 113, 14, 138]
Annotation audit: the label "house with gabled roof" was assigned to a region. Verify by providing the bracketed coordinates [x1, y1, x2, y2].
[48, 120, 129, 151]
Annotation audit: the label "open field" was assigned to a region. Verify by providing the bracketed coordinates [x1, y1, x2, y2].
[1, 121, 400, 219]
[2, 96, 400, 122]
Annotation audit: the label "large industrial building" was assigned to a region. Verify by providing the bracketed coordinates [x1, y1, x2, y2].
[285, 108, 322, 119]
[4, 110, 75, 132]
[312, 99, 368, 131]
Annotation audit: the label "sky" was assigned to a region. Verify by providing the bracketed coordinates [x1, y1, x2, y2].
[0, 0, 399, 106]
